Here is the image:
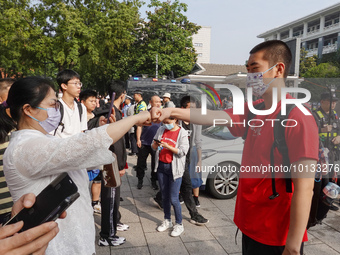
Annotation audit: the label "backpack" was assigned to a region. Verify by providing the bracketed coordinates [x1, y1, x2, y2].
[243, 101, 327, 229]
[54, 99, 83, 135]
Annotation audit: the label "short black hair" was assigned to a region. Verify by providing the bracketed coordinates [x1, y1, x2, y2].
[249, 40, 292, 78]
[108, 80, 126, 100]
[180, 95, 196, 108]
[79, 89, 97, 102]
[56, 69, 80, 91]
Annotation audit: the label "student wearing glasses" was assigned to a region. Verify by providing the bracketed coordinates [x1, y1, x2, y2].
[54, 69, 87, 137]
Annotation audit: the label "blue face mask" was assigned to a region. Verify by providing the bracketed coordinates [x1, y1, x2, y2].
[28, 107, 61, 133]
[164, 123, 174, 130]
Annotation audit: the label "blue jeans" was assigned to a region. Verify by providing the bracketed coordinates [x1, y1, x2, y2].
[157, 161, 182, 224]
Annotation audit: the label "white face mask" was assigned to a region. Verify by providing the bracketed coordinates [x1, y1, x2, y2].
[29, 107, 61, 133]
[246, 64, 277, 97]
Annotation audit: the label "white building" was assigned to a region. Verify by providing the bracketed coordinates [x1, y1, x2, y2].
[258, 3, 340, 58]
[192, 26, 211, 63]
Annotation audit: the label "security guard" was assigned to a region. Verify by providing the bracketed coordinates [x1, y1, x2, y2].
[313, 91, 340, 211]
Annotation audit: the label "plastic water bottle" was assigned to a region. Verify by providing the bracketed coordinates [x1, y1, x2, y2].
[321, 182, 340, 206]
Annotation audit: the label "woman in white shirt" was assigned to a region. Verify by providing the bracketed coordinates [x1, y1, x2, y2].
[0, 77, 150, 255]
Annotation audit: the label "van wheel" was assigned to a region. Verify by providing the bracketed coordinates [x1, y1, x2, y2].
[207, 162, 239, 199]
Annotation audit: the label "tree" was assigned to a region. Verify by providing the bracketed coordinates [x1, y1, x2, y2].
[0, 0, 33, 78]
[302, 62, 339, 78]
[299, 47, 317, 77]
[133, 0, 200, 78]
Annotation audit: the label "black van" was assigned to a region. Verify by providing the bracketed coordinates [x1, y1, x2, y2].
[126, 77, 216, 109]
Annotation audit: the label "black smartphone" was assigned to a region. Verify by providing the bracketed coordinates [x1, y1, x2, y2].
[153, 139, 161, 144]
[107, 92, 116, 124]
[4, 172, 79, 232]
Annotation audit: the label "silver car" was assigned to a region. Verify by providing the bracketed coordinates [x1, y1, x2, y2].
[199, 126, 243, 199]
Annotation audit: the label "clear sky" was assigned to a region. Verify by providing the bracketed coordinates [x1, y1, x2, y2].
[139, 0, 339, 65]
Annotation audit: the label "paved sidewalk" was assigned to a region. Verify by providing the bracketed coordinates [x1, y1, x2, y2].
[94, 155, 340, 255]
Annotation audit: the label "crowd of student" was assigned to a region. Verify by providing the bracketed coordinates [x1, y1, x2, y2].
[0, 69, 209, 254]
[0, 40, 337, 255]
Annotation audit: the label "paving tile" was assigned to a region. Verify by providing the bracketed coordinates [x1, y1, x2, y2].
[210, 197, 236, 217]
[96, 245, 111, 255]
[199, 207, 234, 228]
[184, 240, 227, 254]
[109, 246, 150, 255]
[131, 185, 157, 198]
[134, 196, 165, 213]
[120, 182, 131, 192]
[120, 192, 135, 206]
[119, 205, 140, 223]
[305, 231, 323, 246]
[308, 224, 340, 252]
[180, 223, 216, 242]
[323, 216, 340, 232]
[194, 195, 218, 209]
[209, 225, 242, 254]
[326, 209, 340, 218]
[115, 222, 147, 248]
[145, 232, 189, 255]
[139, 211, 166, 233]
[304, 243, 340, 255]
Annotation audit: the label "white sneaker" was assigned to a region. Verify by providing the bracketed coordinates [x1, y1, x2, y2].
[171, 224, 184, 237]
[93, 203, 101, 214]
[117, 223, 129, 231]
[157, 219, 173, 232]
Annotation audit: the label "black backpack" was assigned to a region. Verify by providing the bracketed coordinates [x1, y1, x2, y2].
[54, 99, 83, 135]
[243, 102, 326, 229]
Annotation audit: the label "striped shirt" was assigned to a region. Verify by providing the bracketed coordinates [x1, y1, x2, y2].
[0, 135, 13, 215]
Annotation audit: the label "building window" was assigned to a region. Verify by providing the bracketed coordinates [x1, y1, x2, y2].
[306, 40, 318, 50]
[325, 12, 340, 28]
[307, 19, 320, 33]
[323, 33, 338, 46]
[194, 43, 203, 47]
[197, 53, 203, 57]
[280, 30, 289, 40]
[293, 25, 304, 37]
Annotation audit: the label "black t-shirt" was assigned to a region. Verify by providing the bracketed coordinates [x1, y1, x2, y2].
[181, 121, 193, 166]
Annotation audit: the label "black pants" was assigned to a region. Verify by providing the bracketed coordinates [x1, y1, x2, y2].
[155, 162, 198, 218]
[129, 132, 138, 154]
[125, 132, 130, 149]
[242, 233, 304, 255]
[136, 145, 157, 181]
[100, 178, 121, 239]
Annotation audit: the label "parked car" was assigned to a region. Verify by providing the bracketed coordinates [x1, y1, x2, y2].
[199, 125, 244, 199]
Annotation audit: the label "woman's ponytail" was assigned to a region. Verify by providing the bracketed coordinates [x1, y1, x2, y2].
[0, 103, 16, 143]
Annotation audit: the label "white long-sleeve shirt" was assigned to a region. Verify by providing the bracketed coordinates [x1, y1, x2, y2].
[4, 125, 114, 255]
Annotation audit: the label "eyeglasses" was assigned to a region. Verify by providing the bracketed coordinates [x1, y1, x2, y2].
[67, 82, 83, 87]
[36, 101, 60, 111]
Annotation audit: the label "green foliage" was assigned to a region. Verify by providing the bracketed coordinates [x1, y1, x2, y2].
[299, 48, 340, 101]
[302, 62, 340, 78]
[0, 0, 199, 91]
[0, 0, 32, 78]
[133, 0, 200, 78]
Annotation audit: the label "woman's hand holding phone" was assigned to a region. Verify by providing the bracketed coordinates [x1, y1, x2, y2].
[0, 193, 65, 255]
